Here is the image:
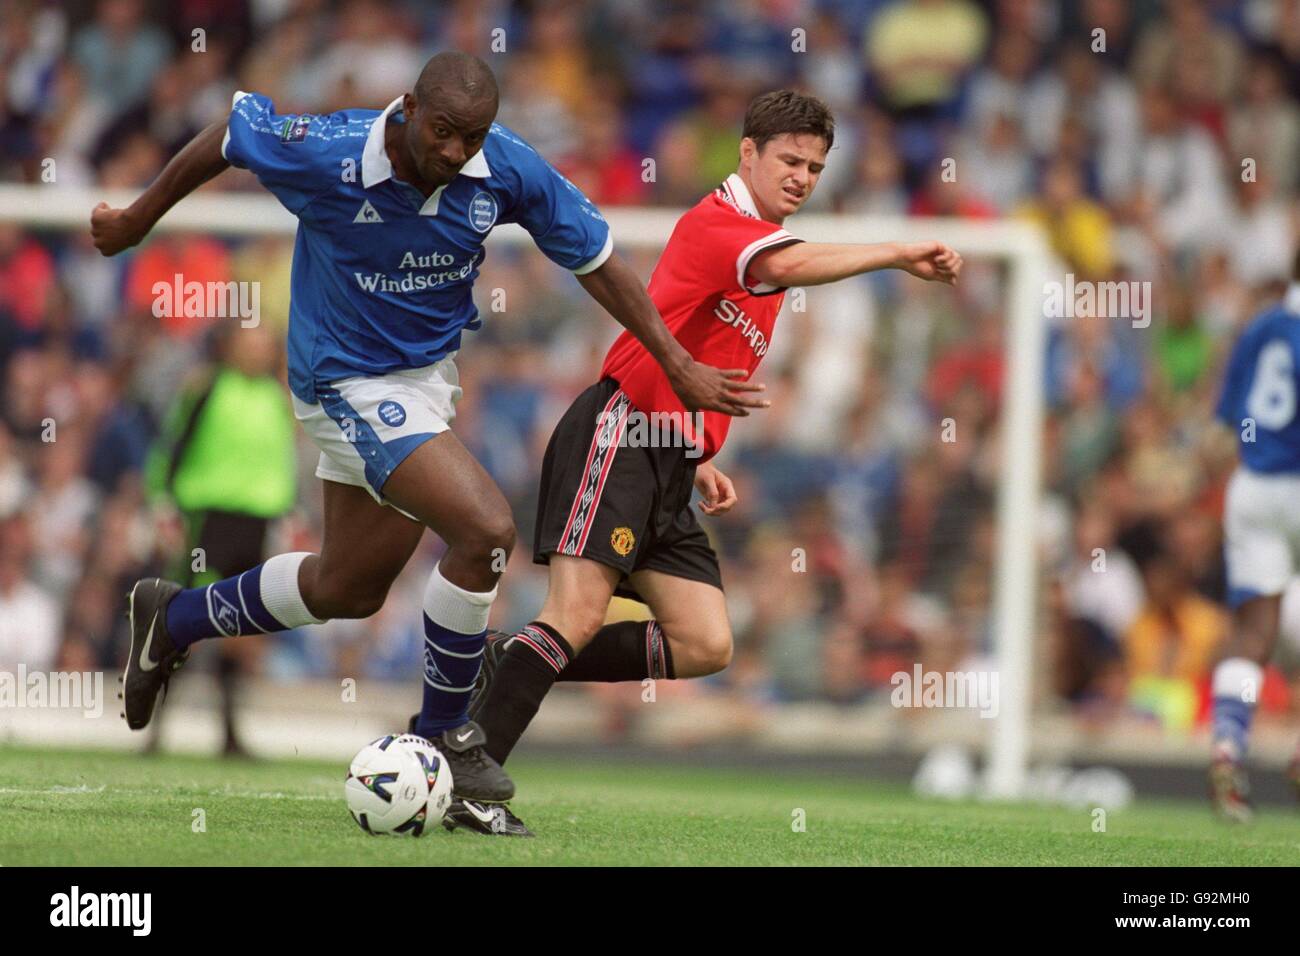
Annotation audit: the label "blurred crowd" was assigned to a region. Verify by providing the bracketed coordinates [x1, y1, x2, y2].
[1, 0, 1299, 741]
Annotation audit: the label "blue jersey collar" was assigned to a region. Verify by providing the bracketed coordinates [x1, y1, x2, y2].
[1287, 282, 1300, 316]
[361, 95, 492, 212]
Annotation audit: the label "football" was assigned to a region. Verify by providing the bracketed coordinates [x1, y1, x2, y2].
[344, 733, 453, 836]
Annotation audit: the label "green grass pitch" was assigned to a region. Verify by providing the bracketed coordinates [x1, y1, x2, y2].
[0, 746, 1297, 865]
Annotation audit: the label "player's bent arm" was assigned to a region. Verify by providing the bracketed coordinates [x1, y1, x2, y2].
[576, 253, 770, 417]
[91, 120, 231, 256]
[749, 240, 962, 288]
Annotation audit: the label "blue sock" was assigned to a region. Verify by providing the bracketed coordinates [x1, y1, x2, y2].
[1212, 697, 1255, 758]
[414, 564, 496, 737]
[416, 622, 485, 736]
[165, 552, 324, 650]
[1210, 657, 1262, 759]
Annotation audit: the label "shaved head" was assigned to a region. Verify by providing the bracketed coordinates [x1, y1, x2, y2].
[395, 51, 500, 190]
[414, 51, 498, 109]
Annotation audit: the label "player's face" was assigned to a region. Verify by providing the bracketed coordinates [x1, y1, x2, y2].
[403, 92, 496, 188]
[742, 133, 827, 221]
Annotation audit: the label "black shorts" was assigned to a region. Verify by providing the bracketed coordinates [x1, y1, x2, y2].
[533, 378, 723, 601]
[180, 510, 271, 585]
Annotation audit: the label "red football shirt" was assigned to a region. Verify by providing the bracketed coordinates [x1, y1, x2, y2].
[601, 173, 801, 461]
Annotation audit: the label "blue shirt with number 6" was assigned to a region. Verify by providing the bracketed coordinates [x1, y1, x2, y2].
[1217, 285, 1300, 472]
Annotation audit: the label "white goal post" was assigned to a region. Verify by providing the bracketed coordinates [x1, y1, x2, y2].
[0, 183, 1053, 798]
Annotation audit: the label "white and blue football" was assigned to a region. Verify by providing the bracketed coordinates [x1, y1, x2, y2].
[345, 733, 454, 836]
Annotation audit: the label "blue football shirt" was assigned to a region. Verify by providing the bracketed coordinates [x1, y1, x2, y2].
[221, 92, 613, 403]
[1216, 285, 1300, 473]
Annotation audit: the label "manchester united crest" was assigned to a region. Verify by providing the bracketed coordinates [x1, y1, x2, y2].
[610, 526, 635, 556]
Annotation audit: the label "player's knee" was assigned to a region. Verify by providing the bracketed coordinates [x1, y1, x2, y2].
[347, 589, 390, 619]
[571, 606, 609, 646]
[547, 597, 607, 646]
[697, 627, 733, 674]
[670, 623, 732, 675]
[1231, 608, 1280, 661]
[486, 515, 517, 560]
[309, 574, 390, 619]
[463, 512, 517, 566]
[1238, 630, 1276, 663]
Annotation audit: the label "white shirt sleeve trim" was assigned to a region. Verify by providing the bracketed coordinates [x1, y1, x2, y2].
[1286, 282, 1300, 315]
[222, 90, 251, 162]
[572, 232, 614, 275]
[736, 229, 797, 292]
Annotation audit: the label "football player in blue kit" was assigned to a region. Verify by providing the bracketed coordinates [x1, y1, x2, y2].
[1211, 251, 1300, 821]
[90, 51, 766, 811]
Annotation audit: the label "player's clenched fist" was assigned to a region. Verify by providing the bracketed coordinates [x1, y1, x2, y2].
[695, 462, 738, 515]
[894, 241, 963, 285]
[90, 202, 147, 257]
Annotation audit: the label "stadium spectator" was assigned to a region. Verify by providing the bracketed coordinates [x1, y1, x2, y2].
[71, 0, 172, 120]
[865, 0, 989, 119]
[556, 97, 650, 207]
[1227, 51, 1300, 197]
[1017, 158, 1114, 279]
[1125, 538, 1228, 730]
[0, 512, 62, 672]
[123, 232, 233, 339]
[0, 222, 56, 335]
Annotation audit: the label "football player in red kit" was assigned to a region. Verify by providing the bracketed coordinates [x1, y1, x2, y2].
[439, 89, 962, 834]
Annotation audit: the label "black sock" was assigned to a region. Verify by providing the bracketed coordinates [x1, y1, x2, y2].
[557, 619, 674, 682]
[478, 622, 574, 765]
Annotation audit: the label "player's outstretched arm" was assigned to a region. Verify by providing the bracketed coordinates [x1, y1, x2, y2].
[91, 120, 231, 256]
[576, 252, 771, 417]
[749, 240, 963, 289]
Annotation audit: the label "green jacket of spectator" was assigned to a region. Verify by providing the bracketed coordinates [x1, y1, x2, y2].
[144, 365, 296, 519]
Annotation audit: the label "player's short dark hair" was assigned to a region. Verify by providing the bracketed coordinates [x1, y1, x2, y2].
[1294, 246, 1300, 281]
[742, 89, 835, 153]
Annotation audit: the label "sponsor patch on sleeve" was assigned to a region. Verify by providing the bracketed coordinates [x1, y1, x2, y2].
[280, 116, 311, 143]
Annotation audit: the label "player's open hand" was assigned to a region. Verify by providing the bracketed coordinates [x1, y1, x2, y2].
[695, 462, 737, 515]
[90, 202, 148, 257]
[896, 241, 962, 285]
[670, 362, 770, 417]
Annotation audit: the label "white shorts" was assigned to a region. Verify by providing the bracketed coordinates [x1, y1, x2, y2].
[292, 355, 461, 511]
[1223, 466, 1300, 606]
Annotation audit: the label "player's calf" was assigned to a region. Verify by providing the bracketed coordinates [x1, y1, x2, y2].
[661, 620, 733, 677]
[1209, 657, 1261, 824]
